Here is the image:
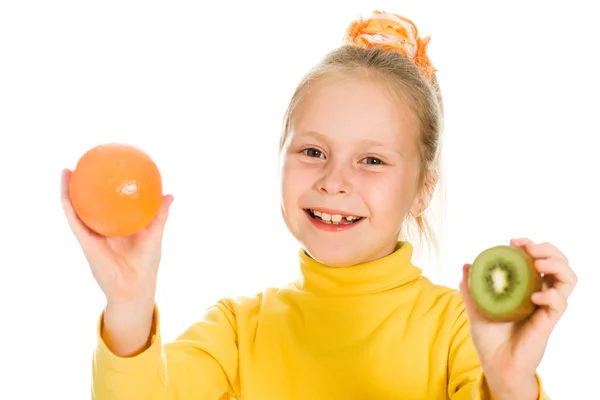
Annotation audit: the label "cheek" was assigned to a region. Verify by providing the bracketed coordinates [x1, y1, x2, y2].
[281, 158, 314, 208]
[358, 171, 415, 217]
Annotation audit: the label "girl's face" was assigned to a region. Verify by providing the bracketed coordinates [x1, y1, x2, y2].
[280, 77, 425, 267]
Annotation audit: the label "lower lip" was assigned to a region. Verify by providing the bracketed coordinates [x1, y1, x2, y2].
[304, 209, 364, 232]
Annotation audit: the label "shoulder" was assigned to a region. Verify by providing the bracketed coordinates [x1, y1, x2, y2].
[413, 276, 468, 327]
[197, 287, 285, 337]
[210, 287, 283, 317]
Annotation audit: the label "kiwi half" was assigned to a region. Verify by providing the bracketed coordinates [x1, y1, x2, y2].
[468, 245, 542, 322]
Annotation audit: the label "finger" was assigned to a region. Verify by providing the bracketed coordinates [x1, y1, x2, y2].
[144, 194, 175, 240]
[518, 288, 566, 351]
[531, 288, 568, 324]
[524, 241, 568, 264]
[61, 169, 100, 241]
[458, 264, 487, 324]
[513, 240, 576, 297]
[535, 258, 578, 298]
[510, 238, 534, 247]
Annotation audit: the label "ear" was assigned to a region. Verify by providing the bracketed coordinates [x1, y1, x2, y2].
[409, 170, 438, 218]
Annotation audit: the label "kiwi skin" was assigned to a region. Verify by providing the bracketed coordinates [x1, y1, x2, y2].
[468, 245, 543, 322]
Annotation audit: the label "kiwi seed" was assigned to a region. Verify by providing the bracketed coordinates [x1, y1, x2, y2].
[468, 245, 542, 322]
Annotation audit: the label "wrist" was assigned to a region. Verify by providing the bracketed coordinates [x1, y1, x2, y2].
[484, 373, 539, 400]
[106, 294, 155, 310]
[102, 299, 156, 357]
[105, 297, 155, 326]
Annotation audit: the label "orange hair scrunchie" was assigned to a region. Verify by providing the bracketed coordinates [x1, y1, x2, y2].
[345, 11, 437, 80]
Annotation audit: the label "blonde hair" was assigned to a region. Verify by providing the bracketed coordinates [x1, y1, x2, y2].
[279, 44, 445, 257]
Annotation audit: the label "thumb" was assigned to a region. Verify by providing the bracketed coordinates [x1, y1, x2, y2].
[459, 263, 487, 325]
[146, 194, 174, 239]
[61, 168, 102, 245]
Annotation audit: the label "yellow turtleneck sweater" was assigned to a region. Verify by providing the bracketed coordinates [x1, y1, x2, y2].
[92, 242, 547, 399]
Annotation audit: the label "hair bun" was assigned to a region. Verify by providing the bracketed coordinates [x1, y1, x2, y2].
[344, 10, 437, 80]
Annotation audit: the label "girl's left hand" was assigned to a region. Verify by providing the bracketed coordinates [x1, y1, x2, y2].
[459, 238, 578, 399]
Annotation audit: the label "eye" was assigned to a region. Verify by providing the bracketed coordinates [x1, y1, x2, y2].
[361, 156, 384, 165]
[302, 148, 325, 159]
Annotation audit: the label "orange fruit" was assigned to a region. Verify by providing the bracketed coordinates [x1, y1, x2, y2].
[69, 143, 163, 237]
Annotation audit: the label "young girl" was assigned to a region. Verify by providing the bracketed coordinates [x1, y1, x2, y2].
[61, 11, 576, 400]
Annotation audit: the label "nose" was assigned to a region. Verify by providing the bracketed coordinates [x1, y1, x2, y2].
[316, 163, 352, 196]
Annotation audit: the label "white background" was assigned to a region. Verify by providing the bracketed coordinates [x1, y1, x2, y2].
[1, 1, 598, 399]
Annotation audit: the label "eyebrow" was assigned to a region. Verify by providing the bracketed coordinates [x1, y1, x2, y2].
[297, 131, 384, 145]
[360, 139, 387, 148]
[296, 130, 402, 156]
[295, 130, 328, 141]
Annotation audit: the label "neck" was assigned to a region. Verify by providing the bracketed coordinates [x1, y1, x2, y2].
[295, 241, 423, 296]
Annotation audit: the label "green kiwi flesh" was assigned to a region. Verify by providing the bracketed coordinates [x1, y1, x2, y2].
[468, 245, 542, 322]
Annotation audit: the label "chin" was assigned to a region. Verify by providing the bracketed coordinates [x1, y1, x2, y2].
[284, 209, 398, 267]
[300, 238, 373, 267]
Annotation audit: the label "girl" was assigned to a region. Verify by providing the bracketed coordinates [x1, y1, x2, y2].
[61, 11, 576, 400]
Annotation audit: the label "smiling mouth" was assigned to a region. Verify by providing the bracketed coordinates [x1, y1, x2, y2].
[304, 209, 364, 225]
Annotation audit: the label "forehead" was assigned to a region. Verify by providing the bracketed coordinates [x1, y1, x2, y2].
[292, 78, 419, 146]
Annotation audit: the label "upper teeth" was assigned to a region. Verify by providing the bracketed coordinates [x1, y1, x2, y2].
[311, 209, 359, 223]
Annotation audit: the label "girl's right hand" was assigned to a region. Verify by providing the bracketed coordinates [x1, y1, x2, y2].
[60, 168, 174, 308]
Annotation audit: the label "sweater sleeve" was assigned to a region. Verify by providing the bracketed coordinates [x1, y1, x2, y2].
[91, 302, 239, 399]
[447, 308, 550, 400]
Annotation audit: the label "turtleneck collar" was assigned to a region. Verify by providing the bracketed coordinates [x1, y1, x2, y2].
[295, 241, 423, 296]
